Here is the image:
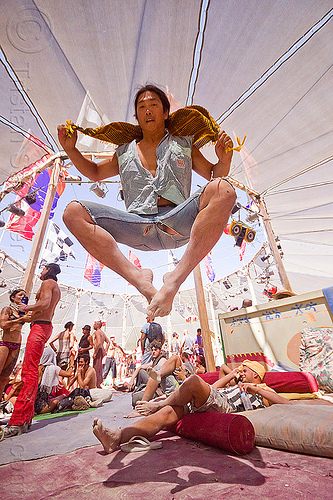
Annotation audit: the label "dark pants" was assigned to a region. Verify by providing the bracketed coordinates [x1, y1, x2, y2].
[93, 348, 104, 387]
[103, 357, 117, 379]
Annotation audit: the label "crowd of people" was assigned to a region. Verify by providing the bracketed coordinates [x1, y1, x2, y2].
[0, 279, 209, 438]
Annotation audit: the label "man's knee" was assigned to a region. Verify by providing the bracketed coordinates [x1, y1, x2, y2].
[182, 374, 202, 390]
[201, 179, 236, 210]
[63, 201, 92, 230]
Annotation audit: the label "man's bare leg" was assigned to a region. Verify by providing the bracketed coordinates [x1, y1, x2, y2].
[63, 202, 157, 303]
[124, 377, 160, 418]
[93, 404, 184, 453]
[147, 179, 236, 317]
[136, 374, 211, 416]
[147, 355, 181, 383]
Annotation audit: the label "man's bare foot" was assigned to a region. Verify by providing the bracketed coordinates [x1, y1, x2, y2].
[135, 400, 162, 416]
[123, 409, 142, 418]
[147, 367, 161, 383]
[146, 272, 179, 318]
[136, 269, 157, 305]
[92, 418, 121, 453]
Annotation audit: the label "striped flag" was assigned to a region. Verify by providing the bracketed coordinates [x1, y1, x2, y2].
[204, 252, 215, 282]
[84, 253, 104, 287]
[40, 222, 75, 267]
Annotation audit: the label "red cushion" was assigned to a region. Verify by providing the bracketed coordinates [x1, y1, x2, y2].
[199, 371, 219, 384]
[171, 412, 255, 455]
[199, 370, 318, 393]
[263, 371, 318, 393]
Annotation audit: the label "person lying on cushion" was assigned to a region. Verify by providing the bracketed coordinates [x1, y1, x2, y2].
[92, 359, 291, 453]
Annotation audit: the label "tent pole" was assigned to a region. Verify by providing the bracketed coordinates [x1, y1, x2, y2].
[73, 290, 86, 339]
[193, 264, 215, 372]
[122, 295, 128, 349]
[207, 283, 223, 366]
[246, 267, 258, 305]
[227, 176, 292, 291]
[21, 157, 62, 296]
[258, 197, 292, 291]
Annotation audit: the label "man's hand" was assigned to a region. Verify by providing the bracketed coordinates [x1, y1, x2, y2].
[174, 367, 186, 381]
[229, 367, 241, 380]
[215, 130, 233, 165]
[57, 122, 78, 152]
[238, 382, 258, 395]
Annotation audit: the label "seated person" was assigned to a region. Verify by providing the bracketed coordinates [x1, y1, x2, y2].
[146, 352, 195, 385]
[181, 352, 195, 375]
[93, 360, 291, 453]
[34, 346, 73, 415]
[0, 363, 23, 414]
[194, 355, 206, 374]
[68, 353, 97, 390]
[125, 340, 179, 417]
[120, 324, 166, 392]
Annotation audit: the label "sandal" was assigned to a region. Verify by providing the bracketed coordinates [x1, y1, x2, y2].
[120, 435, 162, 453]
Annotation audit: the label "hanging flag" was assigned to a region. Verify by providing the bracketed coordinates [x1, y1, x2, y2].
[127, 250, 142, 286]
[129, 250, 142, 269]
[84, 253, 104, 287]
[204, 252, 215, 282]
[239, 239, 246, 261]
[169, 249, 179, 268]
[0, 154, 52, 202]
[40, 222, 75, 267]
[6, 163, 67, 241]
[6, 199, 41, 241]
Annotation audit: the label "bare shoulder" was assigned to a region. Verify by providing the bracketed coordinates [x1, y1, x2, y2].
[41, 279, 56, 290]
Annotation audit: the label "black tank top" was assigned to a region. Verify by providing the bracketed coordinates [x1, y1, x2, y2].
[79, 335, 90, 349]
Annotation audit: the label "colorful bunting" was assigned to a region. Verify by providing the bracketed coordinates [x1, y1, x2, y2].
[84, 253, 104, 287]
[204, 252, 215, 282]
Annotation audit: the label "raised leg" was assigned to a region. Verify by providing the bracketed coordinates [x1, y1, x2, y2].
[147, 179, 236, 317]
[63, 202, 157, 303]
[148, 355, 181, 383]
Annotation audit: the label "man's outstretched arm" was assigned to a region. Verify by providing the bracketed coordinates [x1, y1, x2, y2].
[57, 124, 119, 181]
[239, 382, 292, 406]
